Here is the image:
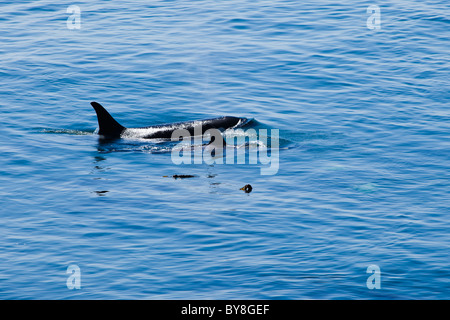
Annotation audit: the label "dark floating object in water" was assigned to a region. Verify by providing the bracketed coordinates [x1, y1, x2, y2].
[240, 184, 253, 193]
[163, 175, 197, 179]
[93, 190, 109, 196]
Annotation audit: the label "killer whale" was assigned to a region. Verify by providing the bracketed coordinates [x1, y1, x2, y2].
[91, 102, 246, 140]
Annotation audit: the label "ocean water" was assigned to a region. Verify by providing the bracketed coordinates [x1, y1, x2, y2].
[0, 0, 449, 299]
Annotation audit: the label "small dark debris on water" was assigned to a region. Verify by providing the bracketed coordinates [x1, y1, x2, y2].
[240, 184, 253, 193]
[94, 190, 109, 196]
[163, 175, 197, 179]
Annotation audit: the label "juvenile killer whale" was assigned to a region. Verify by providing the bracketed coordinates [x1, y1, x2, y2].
[91, 102, 247, 140]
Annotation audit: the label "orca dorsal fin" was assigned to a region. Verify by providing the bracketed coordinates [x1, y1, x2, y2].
[91, 102, 125, 137]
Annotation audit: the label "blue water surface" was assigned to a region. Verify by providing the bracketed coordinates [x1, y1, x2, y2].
[0, 0, 449, 299]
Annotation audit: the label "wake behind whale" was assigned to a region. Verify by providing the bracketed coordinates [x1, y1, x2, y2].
[91, 102, 249, 140]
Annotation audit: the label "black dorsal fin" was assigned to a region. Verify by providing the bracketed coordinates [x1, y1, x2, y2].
[91, 102, 125, 137]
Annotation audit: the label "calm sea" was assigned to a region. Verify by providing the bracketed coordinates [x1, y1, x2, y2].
[0, 0, 449, 299]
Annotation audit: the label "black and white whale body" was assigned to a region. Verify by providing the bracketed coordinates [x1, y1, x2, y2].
[91, 102, 247, 140]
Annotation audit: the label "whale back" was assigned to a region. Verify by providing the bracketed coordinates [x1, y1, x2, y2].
[91, 101, 246, 140]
